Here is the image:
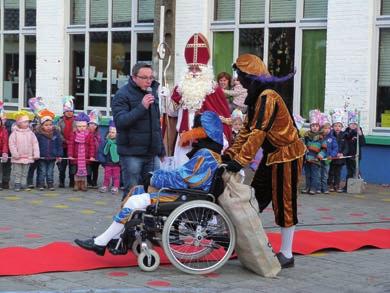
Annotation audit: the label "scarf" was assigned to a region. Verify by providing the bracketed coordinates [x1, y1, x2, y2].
[75, 130, 88, 176]
[104, 138, 119, 163]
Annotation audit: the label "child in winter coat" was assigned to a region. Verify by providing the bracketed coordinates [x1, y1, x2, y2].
[303, 110, 327, 195]
[87, 109, 101, 188]
[319, 114, 338, 194]
[0, 102, 9, 190]
[98, 120, 120, 194]
[342, 111, 365, 192]
[68, 112, 96, 192]
[328, 109, 348, 192]
[9, 111, 40, 191]
[34, 110, 63, 191]
[57, 96, 76, 188]
[223, 78, 248, 113]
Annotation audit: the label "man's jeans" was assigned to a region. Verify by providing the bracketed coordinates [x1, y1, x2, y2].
[37, 160, 55, 187]
[120, 155, 160, 198]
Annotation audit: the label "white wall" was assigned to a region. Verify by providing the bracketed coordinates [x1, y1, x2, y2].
[174, 0, 211, 83]
[324, 0, 375, 132]
[36, 0, 66, 114]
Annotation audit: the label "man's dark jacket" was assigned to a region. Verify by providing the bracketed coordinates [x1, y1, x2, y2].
[112, 77, 165, 157]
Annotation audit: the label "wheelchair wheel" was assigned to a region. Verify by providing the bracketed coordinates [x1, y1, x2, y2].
[162, 200, 235, 275]
[138, 249, 160, 272]
[132, 239, 153, 256]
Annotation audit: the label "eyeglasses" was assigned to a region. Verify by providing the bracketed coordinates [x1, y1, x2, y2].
[136, 75, 154, 81]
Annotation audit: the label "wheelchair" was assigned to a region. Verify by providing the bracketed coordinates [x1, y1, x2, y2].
[108, 167, 236, 275]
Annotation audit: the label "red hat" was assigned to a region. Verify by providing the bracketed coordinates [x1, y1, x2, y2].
[184, 33, 210, 66]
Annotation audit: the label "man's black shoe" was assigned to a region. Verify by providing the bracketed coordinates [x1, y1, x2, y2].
[276, 252, 295, 269]
[74, 238, 106, 256]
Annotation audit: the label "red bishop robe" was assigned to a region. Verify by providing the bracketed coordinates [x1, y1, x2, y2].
[171, 85, 232, 144]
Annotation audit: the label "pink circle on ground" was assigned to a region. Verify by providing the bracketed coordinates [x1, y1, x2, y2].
[146, 280, 171, 287]
[108, 271, 128, 277]
[321, 216, 335, 220]
[349, 213, 366, 217]
[317, 208, 331, 212]
[204, 272, 220, 278]
[25, 233, 42, 238]
[0, 226, 11, 232]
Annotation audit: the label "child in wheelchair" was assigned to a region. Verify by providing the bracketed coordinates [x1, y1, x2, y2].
[75, 111, 225, 257]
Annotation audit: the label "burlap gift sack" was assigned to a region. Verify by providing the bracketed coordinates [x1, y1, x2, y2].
[218, 171, 281, 277]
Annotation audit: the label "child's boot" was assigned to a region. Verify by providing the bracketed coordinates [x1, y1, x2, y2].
[81, 180, 87, 192]
[73, 180, 80, 192]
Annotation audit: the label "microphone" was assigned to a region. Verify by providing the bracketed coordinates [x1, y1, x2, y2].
[146, 87, 153, 94]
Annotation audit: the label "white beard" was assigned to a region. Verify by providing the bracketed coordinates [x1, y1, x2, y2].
[177, 66, 216, 111]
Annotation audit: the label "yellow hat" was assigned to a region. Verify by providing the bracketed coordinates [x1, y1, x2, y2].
[14, 110, 33, 123]
[235, 54, 270, 76]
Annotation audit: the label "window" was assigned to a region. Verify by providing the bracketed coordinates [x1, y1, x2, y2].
[269, 28, 295, 111]
[214, 0, 235, 21]
[67, 0, 155, 114]
[211, 0, 327, 114]
[304, 0, 328, 19]
[270, 0, 296, 23]
[381, 0, 390, 15]
[377, 29, 390, 127]
[240, 0, 265, 23]
[1, 0, 36, 108]
[375, 2, 390, 128]
[213, 32, 234, 76]
[300, 30, 326, 118]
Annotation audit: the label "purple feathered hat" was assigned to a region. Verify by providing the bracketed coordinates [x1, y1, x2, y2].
[109, 119, 116, 130]
[75, 112, 90, 123]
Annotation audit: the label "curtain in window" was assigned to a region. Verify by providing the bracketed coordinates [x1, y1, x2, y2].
[113, 0, 131, 27]
[382, 0, 390, 15]
[379, 29, 390, 87]
[377, 29, 390, 127]
[71, 0, 85, 25]
[304, 0, 328, 18]
[270, 0, 296, 23]
[300, 30, 326, 118]
[215, 0, 235, 21]
[240, 0, 265, 23]
[213, 32, 234, 76]
[138, 0, 155, 22]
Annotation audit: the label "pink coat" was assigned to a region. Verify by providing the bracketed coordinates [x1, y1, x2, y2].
[9, 127, 40, 164]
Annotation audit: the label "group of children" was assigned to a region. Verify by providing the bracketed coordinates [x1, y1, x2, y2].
[301, 108, 365, 195]
[0, 97, 121, 193]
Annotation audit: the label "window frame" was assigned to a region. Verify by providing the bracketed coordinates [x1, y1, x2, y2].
[210, 0, 327, 115]
[372, 0, 390, 134]
[65, 0, 154, 115]
[0, 0, 36, 109]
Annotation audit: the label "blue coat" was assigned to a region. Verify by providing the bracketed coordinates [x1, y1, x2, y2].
[35, 129, 63, 159]
[324, 132, 338, 159]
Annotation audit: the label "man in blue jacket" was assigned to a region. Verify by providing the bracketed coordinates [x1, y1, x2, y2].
[112, 63, 165, 199]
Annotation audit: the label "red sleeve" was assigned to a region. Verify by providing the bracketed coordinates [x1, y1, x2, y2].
[88, 133, 96, 158]
[201, 86, 233, 144]
[2, 128, 9, 154]
[171, 86, 182, 104]
[67, 132, 74, 158]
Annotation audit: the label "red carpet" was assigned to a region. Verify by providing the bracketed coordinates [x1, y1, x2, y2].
[0, 229, 389, 276]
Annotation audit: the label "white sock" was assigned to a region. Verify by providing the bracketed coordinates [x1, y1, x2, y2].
[280, 226, 295, 258]
[94, 221, 124, 246]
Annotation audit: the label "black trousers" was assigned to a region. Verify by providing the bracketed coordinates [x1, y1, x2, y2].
[57, 148, 74, 186]
[328, 162, 343, 188]
[87, 162, 100, 186]
[251, 153, 303, 227]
